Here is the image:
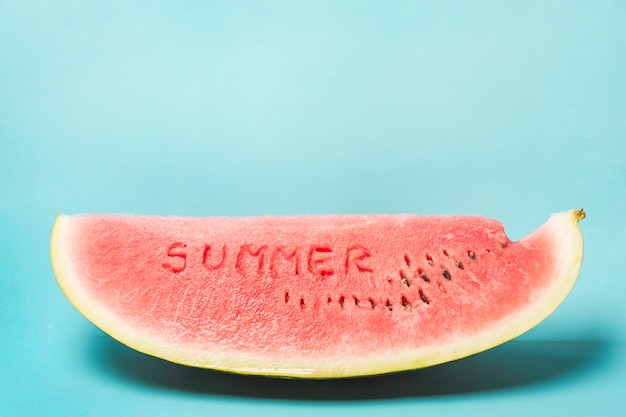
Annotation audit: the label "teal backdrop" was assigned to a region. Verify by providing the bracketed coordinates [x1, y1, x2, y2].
[1, 1, 625, 416]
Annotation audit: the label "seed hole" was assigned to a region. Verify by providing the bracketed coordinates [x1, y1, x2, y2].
[300, 297, 305, 309]
[385, 299, 393, 311]
[455, 260, 464, 269]
[419, 289, 430, 304]
[284, 292, 290, 303]
[426, 254, 434, 266]
[485, 248, 491, 253]
[443, 249, 449, 256]
[327, 295, 332, 304]
[401, 295, 411, 309]
[468, 250, 476, 259]
[353, 296, 359, 306]
[339, 295, 345, 308]
[442, 269, 451, 280]
[399, 270, 407, 279]
[368, 298, 376, 309]
[404, 254, 412, 267]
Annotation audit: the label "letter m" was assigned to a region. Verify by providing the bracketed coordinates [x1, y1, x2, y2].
[235, 244, 268, 277]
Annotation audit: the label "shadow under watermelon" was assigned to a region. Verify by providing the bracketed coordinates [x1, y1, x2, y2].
[88, 330, 610, 399]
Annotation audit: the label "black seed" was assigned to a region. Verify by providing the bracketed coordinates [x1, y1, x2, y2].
[403, 278, 411, 287]
[368, 298, 376, 309]
[385, 300, 393, 311]
[442, 269, 451, 280]
[455, 260, 464, 269]
[300, 297, 305, 309]
[426, 254, 434, 266]
[401, 296, 411, 308]
[468, 251, 476, 259]
[420, 290, 429, 304]
[420, 273, 430, 282]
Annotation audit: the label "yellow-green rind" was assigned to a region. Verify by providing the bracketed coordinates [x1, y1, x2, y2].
[51, 210, 584, 378]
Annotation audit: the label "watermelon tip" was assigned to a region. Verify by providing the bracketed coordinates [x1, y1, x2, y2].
[574, 208, 586, 222]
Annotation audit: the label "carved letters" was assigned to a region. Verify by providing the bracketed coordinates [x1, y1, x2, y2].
[162, 242, 373, 278]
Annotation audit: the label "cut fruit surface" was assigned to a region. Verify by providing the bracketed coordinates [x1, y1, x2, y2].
[51, 209, 584, 378]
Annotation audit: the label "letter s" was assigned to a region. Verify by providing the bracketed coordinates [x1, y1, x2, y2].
[162, 242, 187, 273]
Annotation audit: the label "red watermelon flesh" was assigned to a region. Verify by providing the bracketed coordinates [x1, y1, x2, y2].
[51, 209, 584, 378]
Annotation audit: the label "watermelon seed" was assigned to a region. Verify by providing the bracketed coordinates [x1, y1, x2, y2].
[426, 255, 434, 266]
[385, 299, 393, 311]
[401, 295, 411, 309]
[417, 268, 429, 282]
[468, 251, 476, 259]
[442, 269, 452, 280]
[404, 254, 412, 267]
[353, 296, 359, 306]
[368, 298, 376, 309]
[284, 292, 290, 303]
[455, 260, 464, 269]
[399, 270, 410, 286]
[419, 289, 429, 304]
[339, 295, 345, 309]
[300, 297, 305, 309]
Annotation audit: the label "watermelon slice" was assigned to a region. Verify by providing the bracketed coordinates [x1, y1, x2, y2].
[50, 209, 584, 378]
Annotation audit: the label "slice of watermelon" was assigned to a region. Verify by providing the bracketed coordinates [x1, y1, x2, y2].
[50, 209, 585, 378]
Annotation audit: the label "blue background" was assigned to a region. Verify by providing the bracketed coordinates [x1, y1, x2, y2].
[1, 1, 625, 415]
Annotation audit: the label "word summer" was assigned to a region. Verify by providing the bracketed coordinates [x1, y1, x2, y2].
[161, 242, 375, 278]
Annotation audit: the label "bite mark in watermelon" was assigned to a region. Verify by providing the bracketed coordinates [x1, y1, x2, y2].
[50, 209, 585, 378]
